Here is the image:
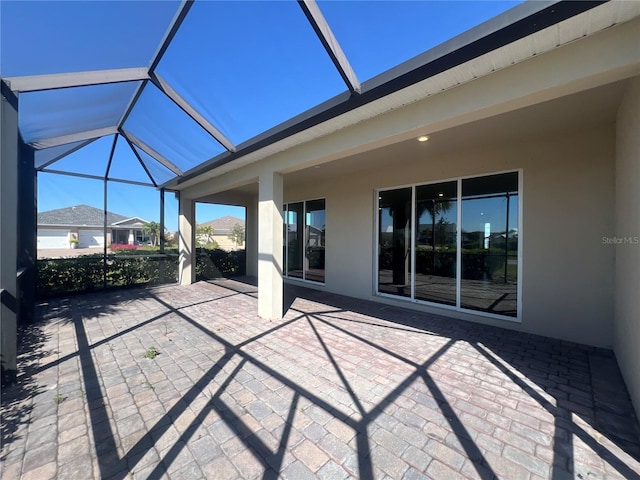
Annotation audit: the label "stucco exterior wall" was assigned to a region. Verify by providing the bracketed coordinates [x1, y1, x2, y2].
[180, 15, 636, 349]
[285, 124, 615, 347]
[210, 234, 242, 252]
[614, 78, 640, 414]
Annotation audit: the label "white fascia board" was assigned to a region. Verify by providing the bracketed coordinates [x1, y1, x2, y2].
[121, 129, 184, 177]
[112, 217, 150, 225]
[30, 126, 118, 149]
[152, 73, 237, 152]
[5, 68, 149, 93]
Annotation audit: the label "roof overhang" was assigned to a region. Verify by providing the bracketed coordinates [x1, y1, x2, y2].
[168, 0, 618, 190]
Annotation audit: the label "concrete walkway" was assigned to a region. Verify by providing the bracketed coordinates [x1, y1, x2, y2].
[2, 279, 639, 479]
[37, 247, 108, 259]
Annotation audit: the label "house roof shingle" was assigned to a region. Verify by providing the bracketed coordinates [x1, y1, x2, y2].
[199, 216, 244, 233]
[38, 204, 131, 227]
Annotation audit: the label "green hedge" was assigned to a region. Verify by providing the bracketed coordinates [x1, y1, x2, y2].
[195, 248, 246, 280]
[37, 255, 106, 297]
[37, 248, 245, 299]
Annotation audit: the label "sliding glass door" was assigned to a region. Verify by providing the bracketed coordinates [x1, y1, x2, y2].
[284, 199, 325, 283]
[376, 172, 519, 319]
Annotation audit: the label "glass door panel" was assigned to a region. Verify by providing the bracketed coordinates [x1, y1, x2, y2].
[378, 188, 412, 297]
[286, 202, 304, 278]
[415, 182, 457, 305]
[305, 199, 325, 283]
[460, 172, 518, 316]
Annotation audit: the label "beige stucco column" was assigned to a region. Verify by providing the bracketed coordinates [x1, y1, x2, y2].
[614, 77, 640, 415]
[258, 172, 283, 319]
[245, 198, 258, 278]
[1, 86, 18, 384]
[179, 195, 196, 285]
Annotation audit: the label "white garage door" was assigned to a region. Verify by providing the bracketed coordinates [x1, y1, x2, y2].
[37, 229, 70, 249]
[78, 229, 104, 248]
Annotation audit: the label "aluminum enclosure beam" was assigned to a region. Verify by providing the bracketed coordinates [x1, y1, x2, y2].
[104, 134, 119, 179]
[118, 0, 194, 130]
[150, 73, 237, 152]
[4, 68, 148, 93]
[299, 0, 361, 94]
[29, 126, 119, 149]
[123, 136, 159, 187]
[40, 168, 155, 187]
[17, 140, 36, 326]
[149, 0, 195, 73]
[121, 129, 183, 177]
[36, 138, 98, 170]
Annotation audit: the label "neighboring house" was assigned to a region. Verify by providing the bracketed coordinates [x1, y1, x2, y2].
[110, 217, 153, 246]
[37, 204, 150, 249]
[197, 216, 245, 251]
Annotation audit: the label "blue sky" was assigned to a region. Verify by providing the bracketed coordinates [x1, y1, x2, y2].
[4, 0, 521, 232]
[38, 172, 245, 232]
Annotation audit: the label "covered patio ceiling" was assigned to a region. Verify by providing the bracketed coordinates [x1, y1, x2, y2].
[0, 0, 605, 190]
[190, 76, 631, 206]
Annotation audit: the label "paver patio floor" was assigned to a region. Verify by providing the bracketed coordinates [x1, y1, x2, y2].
[2, 279, 639, 479]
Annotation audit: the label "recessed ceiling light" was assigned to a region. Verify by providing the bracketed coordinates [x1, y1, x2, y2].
[417, 135, 430, 142]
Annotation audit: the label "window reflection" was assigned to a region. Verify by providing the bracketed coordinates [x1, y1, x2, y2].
[305, 199, 326, 283]
[284, 199, 326, 283]
[415, 182, 457, 305]
[378, 188, 412, 298]
[461, 173, 518, 316]
[286, 202, 304, 279]
[375, 172, 519, 319]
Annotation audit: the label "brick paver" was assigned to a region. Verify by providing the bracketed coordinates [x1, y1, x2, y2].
[2, 279, 639, 479]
